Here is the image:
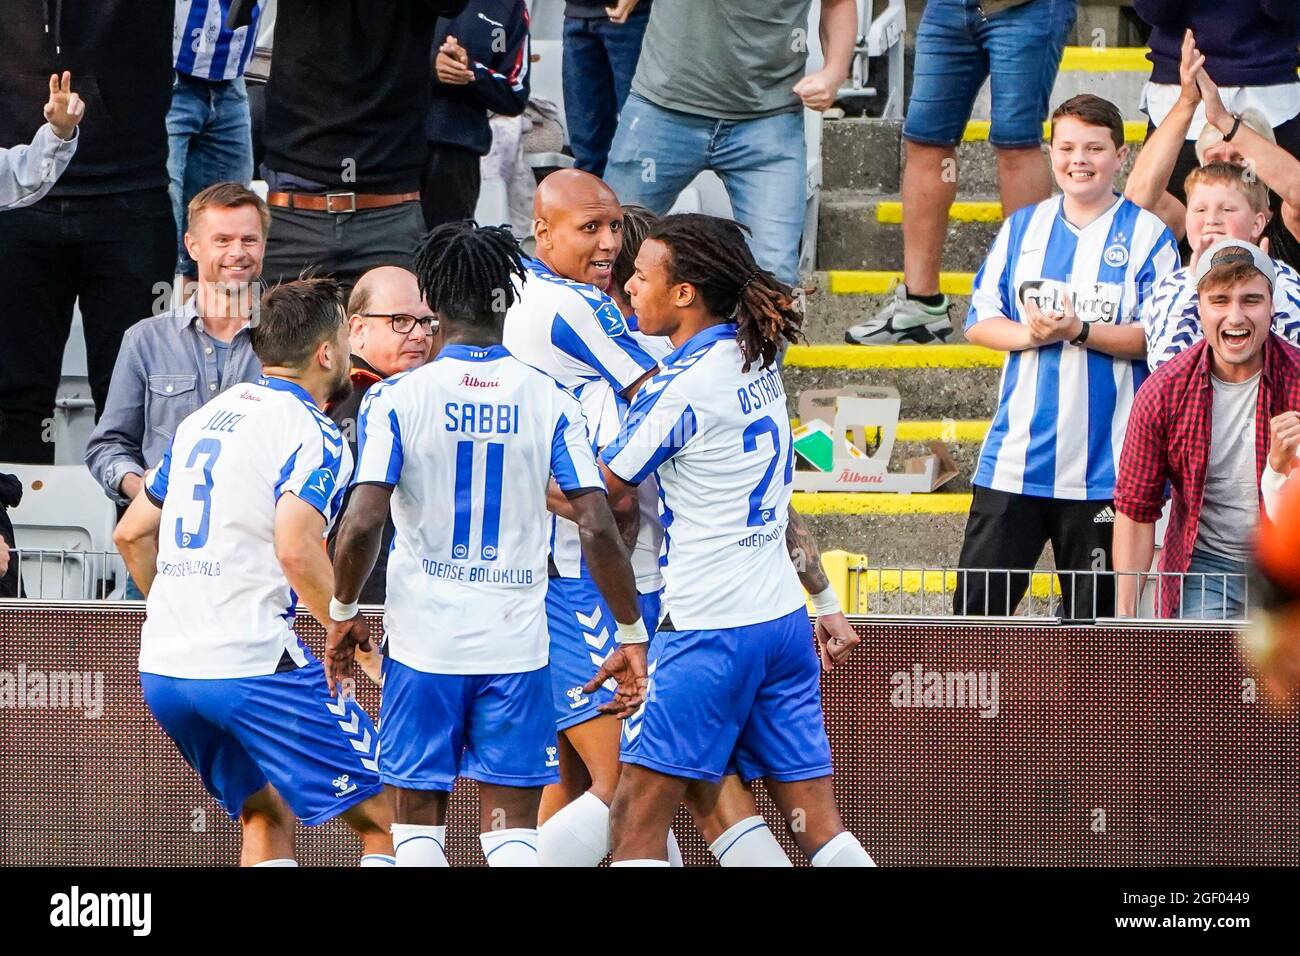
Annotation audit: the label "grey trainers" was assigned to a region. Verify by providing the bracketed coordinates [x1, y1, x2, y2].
[844, 284, 953, 345]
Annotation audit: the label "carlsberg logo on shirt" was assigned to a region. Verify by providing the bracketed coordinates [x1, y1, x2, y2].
[1019, 279, 1124, 325]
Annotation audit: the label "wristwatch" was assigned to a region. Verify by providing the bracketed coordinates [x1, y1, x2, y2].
[1070, 321, 1090, 347]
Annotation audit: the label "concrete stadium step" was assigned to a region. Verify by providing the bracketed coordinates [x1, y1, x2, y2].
[800, 270, 972, 345]
[970, 46, 1154, 122]
[822, 118, 1144, 196]
[793, 491, 972, 567]
[783, 343, 1003, 422]
[818, 191, 1002, 272]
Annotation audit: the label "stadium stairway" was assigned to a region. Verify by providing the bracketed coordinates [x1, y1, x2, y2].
[794, 46, 1153, 572]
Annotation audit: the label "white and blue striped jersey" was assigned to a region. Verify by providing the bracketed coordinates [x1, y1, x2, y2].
[602, 323, 806, 631]
[353, 343, 604, 675]
[550, 316, 675, 587]
[1143, 260, 1300, 370]
[173, 0, 265, 81]
[139, 377, 351, 679]
[503, 257, 657, 394]
[966, 194, 1179, 500]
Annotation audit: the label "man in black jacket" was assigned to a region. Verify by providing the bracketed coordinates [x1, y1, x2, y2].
[256, 0, 469, 288]
[423, 0, 531, 228]
[0, 0, 175, 464]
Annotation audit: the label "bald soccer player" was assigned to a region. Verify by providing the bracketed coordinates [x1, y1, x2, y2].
[328, 266, 441, 606]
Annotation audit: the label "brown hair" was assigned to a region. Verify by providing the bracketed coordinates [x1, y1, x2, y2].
[187, 182, 271, 237]
[1197, 260, 1270, 295]
[1050, 94, 1125, 150]
[252, 278, 346, 367]
[1184, 161, 1271, 214]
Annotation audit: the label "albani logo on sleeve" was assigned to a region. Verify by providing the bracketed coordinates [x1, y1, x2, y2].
[594, 300, 628, 337]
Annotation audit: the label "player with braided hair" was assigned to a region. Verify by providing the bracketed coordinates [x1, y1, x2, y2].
[592, 212, 874, 866]
[327, 220, 648, 866]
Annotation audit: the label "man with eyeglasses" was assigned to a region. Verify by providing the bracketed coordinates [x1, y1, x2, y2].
[327, 265, 441, 604]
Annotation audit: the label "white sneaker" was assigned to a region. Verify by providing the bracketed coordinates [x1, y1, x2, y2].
[844, 284, 953, 345]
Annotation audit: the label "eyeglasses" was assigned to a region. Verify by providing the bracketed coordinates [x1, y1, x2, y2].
[361, 313, 439, 335]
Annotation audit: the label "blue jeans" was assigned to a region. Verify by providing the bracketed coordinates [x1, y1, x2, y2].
[604, 93, 806, 286]
[562, 10, 650, 177]
[166, 73, 254, 277]
[904, 0, 1077, 148]
[1180, 548, 1249, 621]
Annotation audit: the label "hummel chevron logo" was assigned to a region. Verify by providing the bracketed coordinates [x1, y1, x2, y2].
[583, 631, 606, 650]
[575, 607, 602, 630]
[337, 710, 360, 736]
[349, 730, 372, 753]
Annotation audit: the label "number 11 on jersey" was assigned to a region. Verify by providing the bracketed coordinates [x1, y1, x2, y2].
[451, 440, 506, 561]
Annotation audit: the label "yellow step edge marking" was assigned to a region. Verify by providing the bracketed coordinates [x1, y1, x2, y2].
[786, 343, 1002, 369]
[1059, 46, 1151, 73]
[857, 569, 1060, 599]
[877, 200, 1003, 224]
[826, 271, 974, 296]
[961, 119, 1147, 143]
[791, 492, 973, 516]
[789, 419, 991, 441]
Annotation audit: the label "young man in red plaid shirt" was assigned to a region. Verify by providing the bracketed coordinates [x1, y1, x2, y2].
[1115, 238, 1300, 618]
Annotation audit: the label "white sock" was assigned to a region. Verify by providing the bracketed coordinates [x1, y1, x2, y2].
[810, 831, 876, 867]
[610, 858, 670, 867]
[666, 828, 684, 868]
[252, 858, 297, 867]
[391, 824, 448, 867]
[537, 791, 610, 867]
[709, 815, 793, 867]
[359, 854, 396, 867]
[480, 828, 540, 867]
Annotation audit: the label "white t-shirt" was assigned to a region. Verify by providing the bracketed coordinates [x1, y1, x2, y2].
[353, 342, 604, 675]
[967, 194, 1180, 499]
[603, 323, 806, 630]
[139, 377, 351, 679]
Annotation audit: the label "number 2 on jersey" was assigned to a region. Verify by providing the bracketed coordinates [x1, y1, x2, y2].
[741, 415, 792, 527]
[175, 438, 222, 549]
[451, 440, 505, 561]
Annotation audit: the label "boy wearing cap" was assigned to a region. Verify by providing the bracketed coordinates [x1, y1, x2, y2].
[1115, 239, 1300, 619]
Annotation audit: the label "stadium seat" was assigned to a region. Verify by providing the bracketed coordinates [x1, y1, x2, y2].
[1, 464, 122, 600]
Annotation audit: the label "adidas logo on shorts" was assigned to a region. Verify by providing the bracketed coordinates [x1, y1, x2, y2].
[1093, 506, 1116, 524]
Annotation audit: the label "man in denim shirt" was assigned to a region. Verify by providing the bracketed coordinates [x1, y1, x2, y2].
[86, 182, 265, 511]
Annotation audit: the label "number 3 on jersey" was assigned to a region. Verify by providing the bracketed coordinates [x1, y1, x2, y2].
[451, 440, 506, 561]
[175, 438, 222, 549]
[741, 415, 793, 527]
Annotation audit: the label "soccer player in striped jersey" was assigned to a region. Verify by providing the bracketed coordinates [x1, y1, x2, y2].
[114, 278, 395, 866]
[497, 171, 663, 865]
[325, 222, 648, 867]
[593, 213, 875, 867]
[1143, 163, 1300, 370]
[955, 94, 1180, 619]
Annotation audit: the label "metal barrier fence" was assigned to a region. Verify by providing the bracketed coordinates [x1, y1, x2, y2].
[847, 565, 1252, 621]
[2, 602, 1298, 866]
[5, 550, 1254, 623]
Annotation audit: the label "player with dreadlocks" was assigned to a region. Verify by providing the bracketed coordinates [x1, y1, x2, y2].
[326, 221, 648, 867]
[593, 212, 875, 866]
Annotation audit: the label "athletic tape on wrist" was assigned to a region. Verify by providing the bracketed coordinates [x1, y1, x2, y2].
[616, 619, 650, 645]
[810, 586, 842, 618]
[329, 597, 359, 622]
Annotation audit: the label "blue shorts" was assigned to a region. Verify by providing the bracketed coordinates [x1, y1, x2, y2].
[620, 606, 832, 784]
[903, 0, 1077, 149]
[638, 588, 663, 637]
[140, 665, 383, 826]
[378, 658, 560, 791]
[546, 575, 617, 731]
